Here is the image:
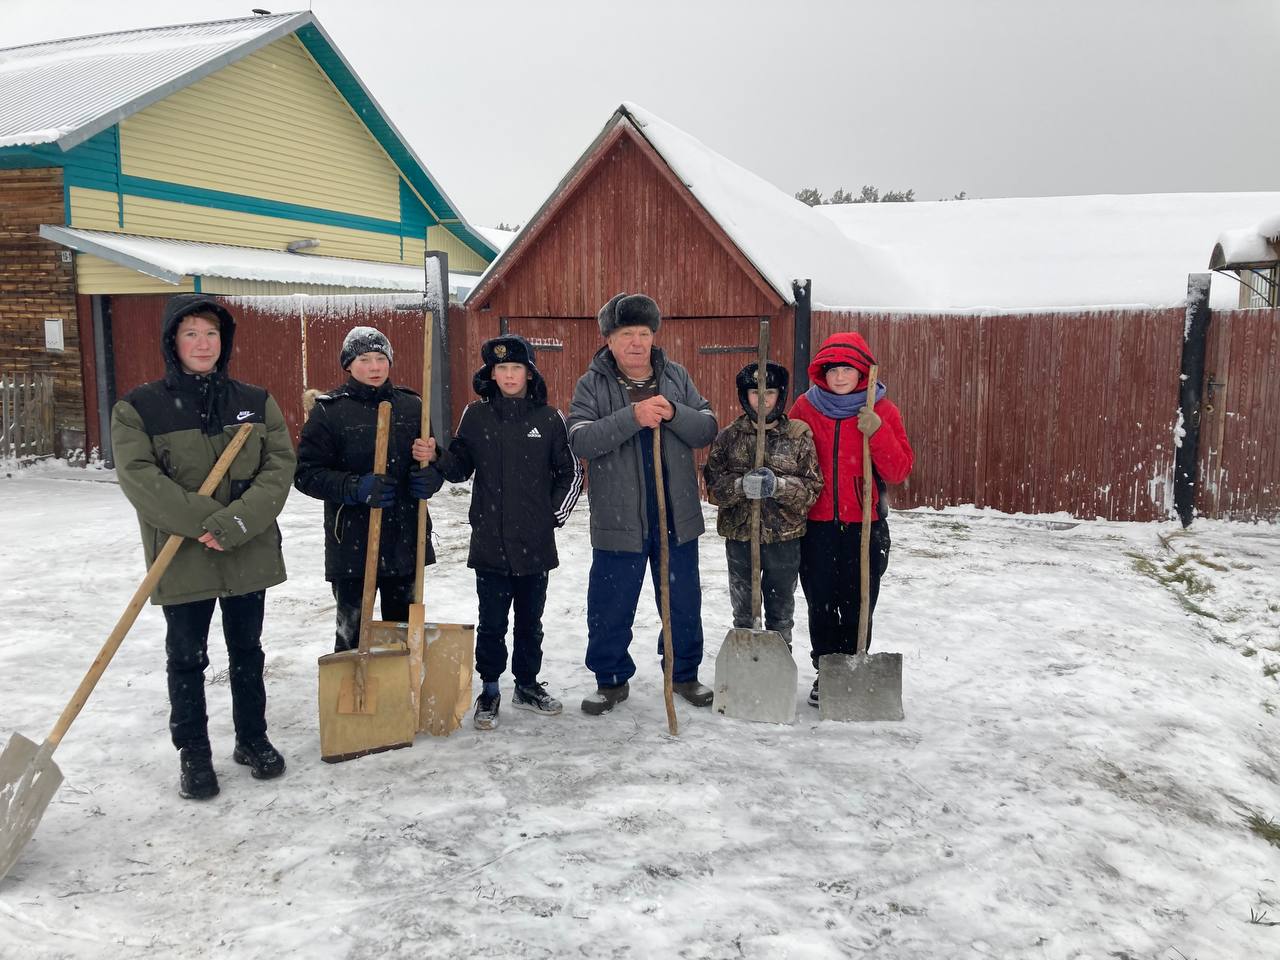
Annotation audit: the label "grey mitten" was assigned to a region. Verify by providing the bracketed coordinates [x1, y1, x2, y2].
[742, 467, 777, 500]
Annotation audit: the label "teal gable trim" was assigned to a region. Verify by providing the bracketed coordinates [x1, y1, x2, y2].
[0, 127, 120, 194]
[119, 174, 405, 237]
[294, 23, 495, 263]
[400, 179, 429, 239]
[193, 276, 202, 293]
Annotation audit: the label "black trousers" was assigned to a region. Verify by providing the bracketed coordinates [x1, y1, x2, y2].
[725, 538, 802, 644]
[332, 576, 415, 652]
[475, 569, 549, 685]
[799, 519, 891, 669]
[163, 590, 268, 753]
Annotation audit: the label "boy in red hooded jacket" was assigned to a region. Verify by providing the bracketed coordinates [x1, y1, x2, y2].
[788, 332, 913, 707]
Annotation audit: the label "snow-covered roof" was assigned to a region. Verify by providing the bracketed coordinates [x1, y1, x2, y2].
[1210, 212, 1280, 270]
[817, 193, 1280, 311]
[475, 226, 518, 254]
[0, 13, 308, 150]
[620, 103, 918, 310]
[467, 102, 918, 310]
[40, 225, 480, 296]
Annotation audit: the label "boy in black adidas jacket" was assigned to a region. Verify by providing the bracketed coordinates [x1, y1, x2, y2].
[428, 335, 582, 731]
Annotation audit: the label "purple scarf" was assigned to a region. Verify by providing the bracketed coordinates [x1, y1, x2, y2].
[804, 381, 887, 420]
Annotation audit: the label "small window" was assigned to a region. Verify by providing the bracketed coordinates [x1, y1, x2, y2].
[1246, 265, 1278, 308]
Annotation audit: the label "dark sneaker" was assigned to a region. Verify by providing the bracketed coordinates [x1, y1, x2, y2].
[473, 690, 501, 731]
[512, 681, 563, 715]
[580, 682, 629, 715]
[672, 680, 714, 707]
[178, 748, 219, 800]
[233, 738, 286, 780]
[808, 677, 819, 708]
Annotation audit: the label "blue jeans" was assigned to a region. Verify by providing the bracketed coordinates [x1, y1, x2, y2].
[585, 523, 704, 687]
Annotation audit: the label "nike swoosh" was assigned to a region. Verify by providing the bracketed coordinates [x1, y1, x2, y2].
[236, 411, 253, 421]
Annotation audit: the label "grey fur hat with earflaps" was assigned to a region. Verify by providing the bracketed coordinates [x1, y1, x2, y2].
[597, 293, 660, 337]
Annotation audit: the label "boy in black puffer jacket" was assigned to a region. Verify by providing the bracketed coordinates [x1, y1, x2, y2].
[427, 335, 583, 731]
[294, 327, 443, 653]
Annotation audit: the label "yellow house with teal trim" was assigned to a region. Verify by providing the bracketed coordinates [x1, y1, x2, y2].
[0, 11, 497, 452]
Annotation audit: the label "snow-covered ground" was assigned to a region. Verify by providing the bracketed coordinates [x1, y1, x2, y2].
[1, 463, 1278, 959]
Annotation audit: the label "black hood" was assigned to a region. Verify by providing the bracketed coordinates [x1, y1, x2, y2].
[473, 334, 548, 405]
[161, 294, 236, 381]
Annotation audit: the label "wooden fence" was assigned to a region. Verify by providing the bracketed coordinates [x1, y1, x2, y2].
[0, 372, 56, 460]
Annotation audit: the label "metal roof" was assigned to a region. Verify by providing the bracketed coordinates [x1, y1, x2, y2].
[0, 12, 497, 259]
[40, 225, 483, 296]
[0, 13, 309, 150]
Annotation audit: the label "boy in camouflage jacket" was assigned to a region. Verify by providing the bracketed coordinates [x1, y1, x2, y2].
[703, 361, 823, 645]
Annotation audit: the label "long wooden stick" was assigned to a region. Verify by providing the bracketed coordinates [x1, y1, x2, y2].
[354, 402, 392, 709]
[856, 365, 880, 656]
[47, 423, 254, 747]
[750, 320, 769, 627]
[652, 427, 678, 736]
[413, 311, 434, 606]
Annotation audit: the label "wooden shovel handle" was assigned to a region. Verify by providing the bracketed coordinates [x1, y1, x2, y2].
[357, 401, 393, 655]
[750, 319, 768, 627]
[652, 426, 677, 736]
[856, 365, 879, 655]
[47, 422, 255, 747]
[413, 311, 433, 607]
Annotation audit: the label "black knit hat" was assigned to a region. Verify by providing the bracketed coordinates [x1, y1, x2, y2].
[598, 292, 660, 337]
[340, 326, 394, 369]
[736, 361, 790, 424]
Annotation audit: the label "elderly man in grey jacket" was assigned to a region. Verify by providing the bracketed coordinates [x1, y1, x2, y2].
[568, 293, 719, 715]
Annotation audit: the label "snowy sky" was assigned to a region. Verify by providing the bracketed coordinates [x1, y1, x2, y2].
[3, 0, 1279, 227]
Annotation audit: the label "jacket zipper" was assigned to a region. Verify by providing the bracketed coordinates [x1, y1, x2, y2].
[832, 419, 841, 528]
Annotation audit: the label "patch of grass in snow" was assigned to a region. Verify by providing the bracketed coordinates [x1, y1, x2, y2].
[1126, 551, 1219, 619]
[1263, 700, 1277, 716]
[1263, 663, 1280, 679]
[1244, 809, 1280, 849]
[1242, 646, 1258, 658]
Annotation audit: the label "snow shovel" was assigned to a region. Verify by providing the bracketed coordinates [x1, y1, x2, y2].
[818, 365, 904, 722]
[359, 306, 472, 736]
[317, 401, 417, 762]
[0, 422, 253, 883]
[713, 319, 797, 724]
[405, 307, 473, 737]
[652, 427, 678, 736]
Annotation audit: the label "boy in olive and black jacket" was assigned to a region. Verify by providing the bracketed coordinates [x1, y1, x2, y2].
[430, 335, 582, 731]
[112, 294, 295, 800]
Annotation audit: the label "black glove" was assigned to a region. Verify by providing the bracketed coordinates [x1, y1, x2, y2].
[408, 464, 440, 500]
[345, 472, 396, 508]
[742, 467, 777, 500]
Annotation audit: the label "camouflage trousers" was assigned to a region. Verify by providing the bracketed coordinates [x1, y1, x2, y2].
[724, 538, 802, 646]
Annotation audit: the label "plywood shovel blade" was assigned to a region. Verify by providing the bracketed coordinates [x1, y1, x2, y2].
[420, 622, 474, 736]
[817, 652, 905, 722]
[0, 733, 64, 883]
[713, 628, 797, 724]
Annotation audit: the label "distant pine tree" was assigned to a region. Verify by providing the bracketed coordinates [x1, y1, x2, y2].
[794, 187, 824, 207]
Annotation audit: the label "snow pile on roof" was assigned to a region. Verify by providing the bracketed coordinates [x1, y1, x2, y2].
[621, 103, 920, 310]
[0, 13, 304, 148]
[475, 226, 518, 254]
[40, 225, 479, 295]
[817, 193, 1280, 311]
[1212, 212, 1280, 270]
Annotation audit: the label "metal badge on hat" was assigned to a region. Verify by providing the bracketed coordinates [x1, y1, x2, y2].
[494, 344, 508, 359]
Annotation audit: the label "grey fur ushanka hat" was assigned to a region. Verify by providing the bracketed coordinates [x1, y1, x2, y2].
[597, 293, 660, 337]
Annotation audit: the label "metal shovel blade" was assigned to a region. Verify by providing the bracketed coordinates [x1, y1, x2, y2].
[713, 628, 798, 724]
[817, 652, 905, 722]
[0, 733, 64, 882]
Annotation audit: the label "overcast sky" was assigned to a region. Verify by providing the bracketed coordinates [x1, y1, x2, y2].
[4, 0, 1278, 227]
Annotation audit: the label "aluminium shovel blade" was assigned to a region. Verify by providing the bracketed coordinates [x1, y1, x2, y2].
[0, 733, 64, 883]
[817, 652, 905, 722]
[713, 628, 798, 724]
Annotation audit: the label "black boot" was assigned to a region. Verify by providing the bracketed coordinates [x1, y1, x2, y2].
[580, 682, 630, 715]
[178, 747, 219, 800]
[233, 738, 286, 780]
